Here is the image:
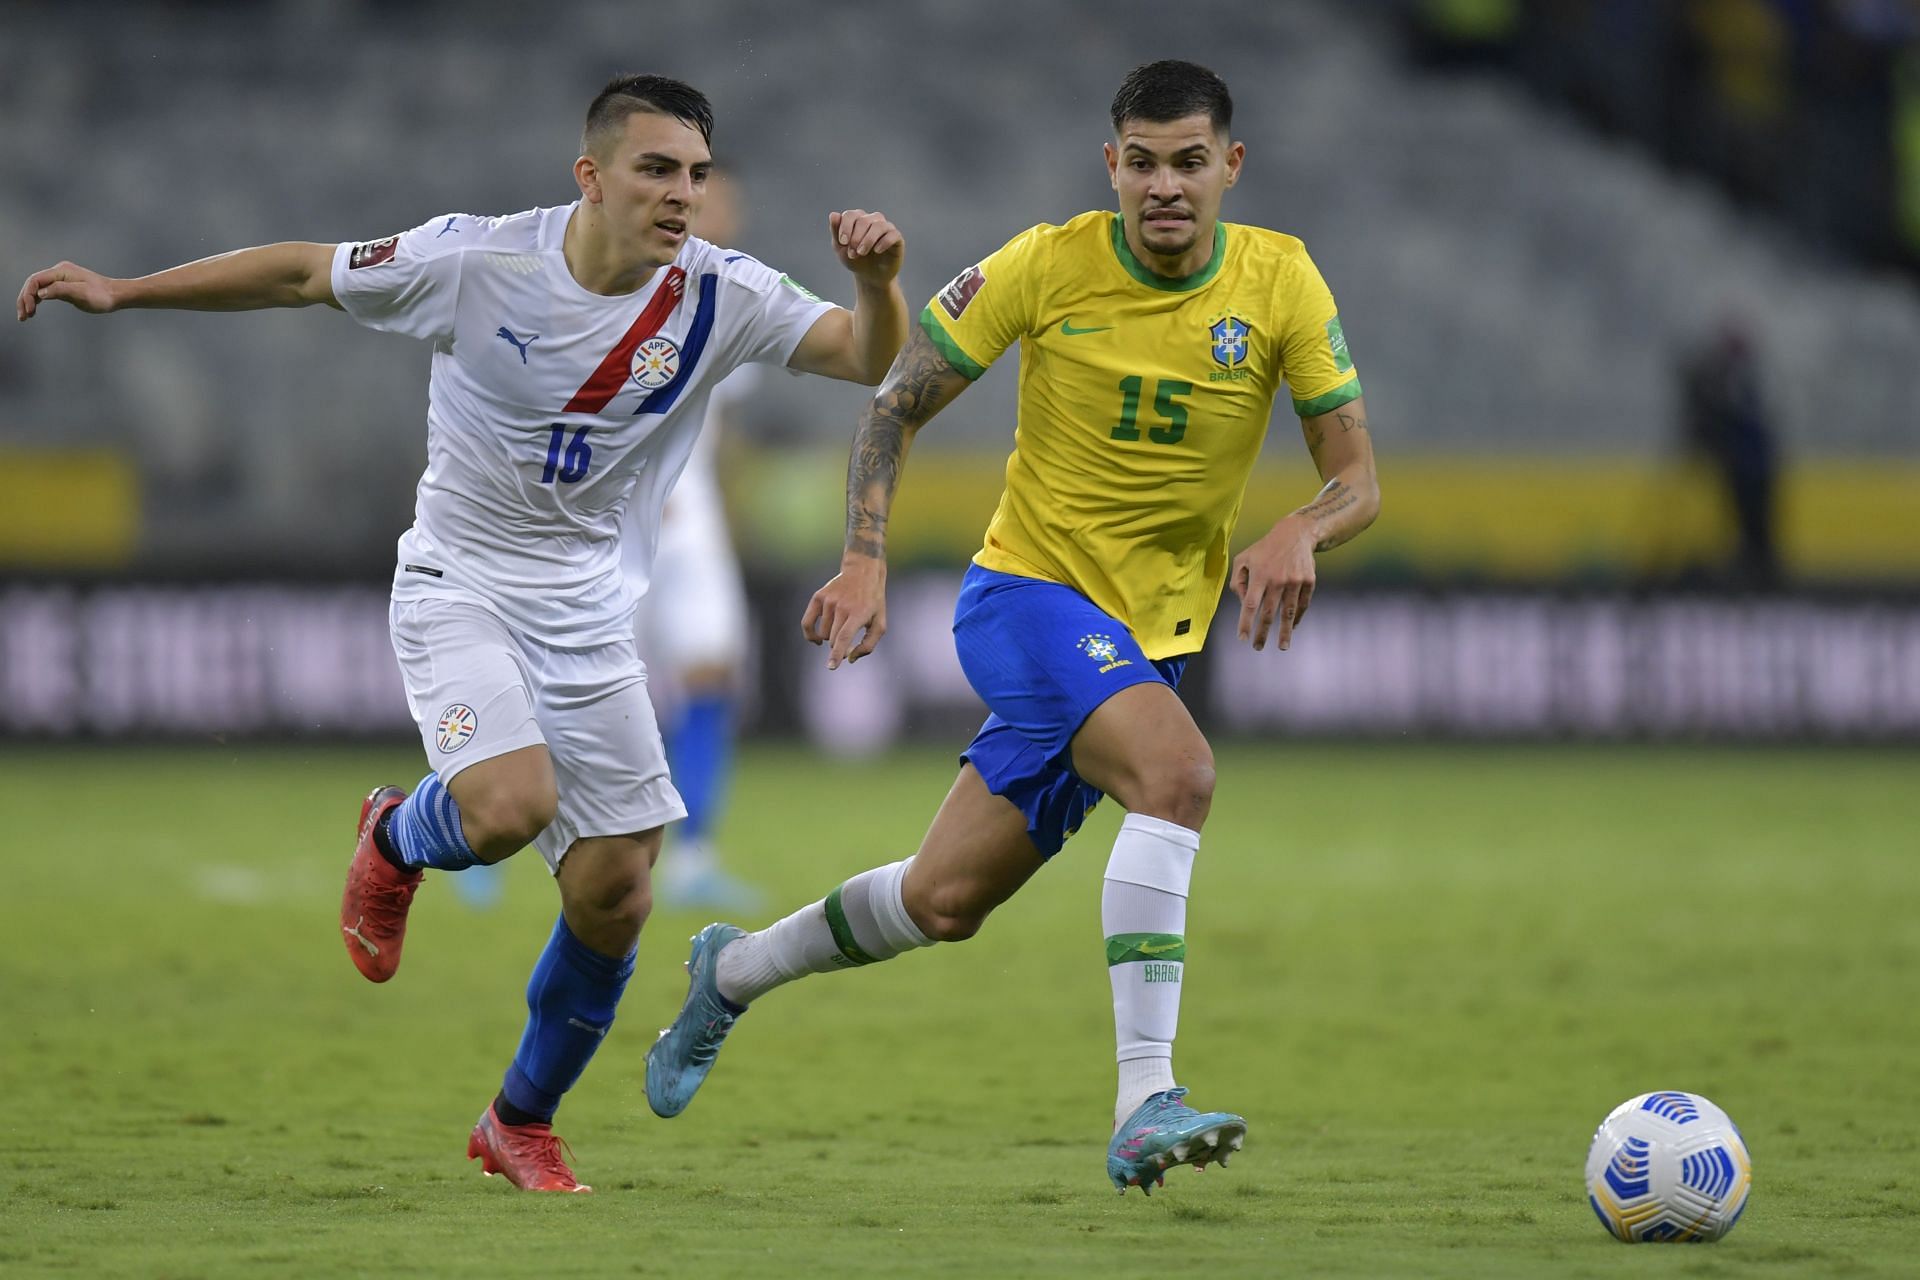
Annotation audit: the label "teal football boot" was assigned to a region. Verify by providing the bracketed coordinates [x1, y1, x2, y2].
[645, 923, 747, 1118]
[1106, 1087, 1247, 1195]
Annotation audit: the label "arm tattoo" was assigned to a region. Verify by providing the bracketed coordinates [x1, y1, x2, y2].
[1302, 410, 1364, 465]
[1297, 479, 1356, 522]
[1295, 479, 1360, 551]
[844, 326, 968, 558]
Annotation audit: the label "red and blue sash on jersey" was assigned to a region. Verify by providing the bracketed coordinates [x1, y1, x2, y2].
[634, 272, 718, 417]
[559, 267, 687, 415]
[554, 268, 718, 417]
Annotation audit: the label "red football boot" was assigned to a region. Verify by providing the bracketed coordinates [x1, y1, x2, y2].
[339, 785, 419, 983]
[467, 1103, 592, 1192]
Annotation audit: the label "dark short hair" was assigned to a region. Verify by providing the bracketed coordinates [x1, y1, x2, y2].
[1109, 60, 1233, 135]
[583, 74, 715, 154]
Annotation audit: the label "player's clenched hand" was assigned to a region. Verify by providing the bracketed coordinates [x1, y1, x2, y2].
[1231, 515, 1317, 652]
[827, 210, 904, 287]
[17, 262, 118, 321]
[802, 556, 888, 669]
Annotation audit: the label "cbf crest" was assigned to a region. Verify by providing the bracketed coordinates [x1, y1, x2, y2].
[1208, 316, 1253, 382]
[631, 336, 681, 390]
[1076, 633, 1133, 675]
[1210, 316, 1251, 367]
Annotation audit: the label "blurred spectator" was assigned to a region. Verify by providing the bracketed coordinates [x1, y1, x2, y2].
[1409, 0, 1522, 68]
[1679, 317, 1781, 586]
[1896, 48, 1920, 260]
[1417, 0, 1920, 271]
[1678, 0, 1796, 204]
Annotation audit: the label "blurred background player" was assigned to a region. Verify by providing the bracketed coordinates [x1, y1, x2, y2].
[453, 169, 766, 914]
[632, 167, 766, 913]
[643, 60, 1380, 1196]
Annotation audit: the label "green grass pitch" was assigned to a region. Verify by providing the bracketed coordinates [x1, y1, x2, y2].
[3, 742, 1916, 1277]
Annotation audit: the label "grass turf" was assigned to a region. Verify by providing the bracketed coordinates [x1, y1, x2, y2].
[2, 742, 1915, 1277]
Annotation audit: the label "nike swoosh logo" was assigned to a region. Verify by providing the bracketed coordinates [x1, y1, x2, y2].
[1060, 319, 1113, 336]
[1136, 941, 1182, 955]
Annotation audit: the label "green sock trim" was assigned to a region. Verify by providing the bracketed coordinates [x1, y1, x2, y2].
[824, 886, 881, 966]
[1106, 932, 1186, 965]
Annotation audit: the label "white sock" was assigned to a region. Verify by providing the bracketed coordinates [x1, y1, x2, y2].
[1104, 813, 1199, 1126]
[716, 857, 932, 1006]
[1117, 1057, 1175, 1126]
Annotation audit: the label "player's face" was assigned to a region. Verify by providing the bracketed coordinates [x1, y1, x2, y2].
[1105, 116, 1243, 262]
[581, 111, 713, 265]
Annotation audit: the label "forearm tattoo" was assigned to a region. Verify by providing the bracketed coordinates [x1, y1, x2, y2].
[1297, 479, 1363, 552]
[845, 326, 965, 558]
[1298, 479, 1357, 522]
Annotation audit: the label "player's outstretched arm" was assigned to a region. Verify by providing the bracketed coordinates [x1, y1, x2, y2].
[787, 210, 907, 384]
[17, 242, 339, 322]
[801, 324, 972, 667]
[1230, 396, 1381, 652]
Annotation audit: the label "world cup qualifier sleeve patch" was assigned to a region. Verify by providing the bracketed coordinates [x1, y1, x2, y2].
[348, 236, 400, 270]
[937, 264, 985, 319]
[436, 703, 478, 752]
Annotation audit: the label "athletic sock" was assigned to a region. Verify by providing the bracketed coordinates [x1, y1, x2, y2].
[499, 914, 635, 1124]
[371, 807, 407, 869]
[384, 772, 482, 872]
[491, 1093, 543, 1128]
[666, 692, 735, 842]
[715, 857, 931, 1006]
[1104, 813, 1200, 1127]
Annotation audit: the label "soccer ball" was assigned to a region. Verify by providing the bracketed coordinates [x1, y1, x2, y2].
[1585, 1091, 1752, 1242]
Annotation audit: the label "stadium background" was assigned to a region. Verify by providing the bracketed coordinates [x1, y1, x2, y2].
[4, 2, 1919, 1276]
[5, 0, 1919, 744]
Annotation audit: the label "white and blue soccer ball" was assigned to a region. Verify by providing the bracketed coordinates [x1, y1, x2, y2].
[1585, 1091, 1752, 1242]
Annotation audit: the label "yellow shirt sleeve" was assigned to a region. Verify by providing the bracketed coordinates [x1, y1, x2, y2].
[1276, 247, 1363, 416]
[918, 226, 1049, 380]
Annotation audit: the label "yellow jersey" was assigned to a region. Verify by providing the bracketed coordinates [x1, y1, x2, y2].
[921, 210, 1361, 659]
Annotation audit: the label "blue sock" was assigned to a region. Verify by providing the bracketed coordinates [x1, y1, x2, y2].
[500, 915, 635, 1123]
[666, 692, 735, 841]
[383, 773, 482, 872]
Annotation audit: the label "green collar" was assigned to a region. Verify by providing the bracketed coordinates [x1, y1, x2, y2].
[1109, 213, 1228, 292]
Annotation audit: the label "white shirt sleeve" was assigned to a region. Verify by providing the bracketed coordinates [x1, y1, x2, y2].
[721, 255, 838, 369]
[329, 215, 466, 343]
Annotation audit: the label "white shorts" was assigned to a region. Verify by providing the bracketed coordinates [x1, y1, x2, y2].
[389, 592, 687, 872]
[633, 469, 750, 675]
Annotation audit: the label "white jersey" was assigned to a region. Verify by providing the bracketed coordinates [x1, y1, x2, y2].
[331, 204, 833, 648]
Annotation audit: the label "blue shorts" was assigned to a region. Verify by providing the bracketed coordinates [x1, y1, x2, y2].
[952, 564, 1187, 859]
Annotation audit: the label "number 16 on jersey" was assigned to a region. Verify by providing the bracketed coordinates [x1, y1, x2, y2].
[540, 424, 593, 484]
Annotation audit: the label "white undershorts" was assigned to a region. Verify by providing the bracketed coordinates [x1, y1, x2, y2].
[389, 591, 687, 872]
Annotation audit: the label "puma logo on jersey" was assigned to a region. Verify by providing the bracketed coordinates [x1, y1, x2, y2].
[435, 216, 461, 238]
[496, 327, 539, 364]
